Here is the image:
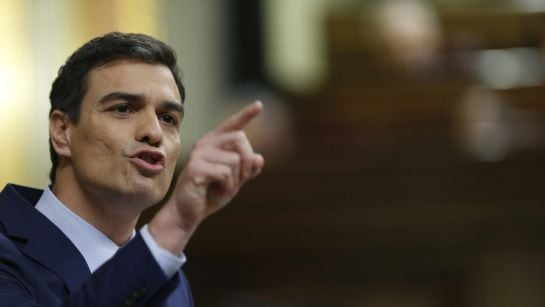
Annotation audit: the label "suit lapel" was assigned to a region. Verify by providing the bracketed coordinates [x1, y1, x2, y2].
[0, 184, 91, 293]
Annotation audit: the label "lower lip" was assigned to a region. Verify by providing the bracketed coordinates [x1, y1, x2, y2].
[130, 157, 164, 175]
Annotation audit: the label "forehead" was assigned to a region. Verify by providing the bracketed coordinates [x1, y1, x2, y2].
[85, 60, 181, 102]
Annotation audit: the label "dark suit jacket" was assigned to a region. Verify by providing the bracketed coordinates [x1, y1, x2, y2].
[0, 183, 194, 307]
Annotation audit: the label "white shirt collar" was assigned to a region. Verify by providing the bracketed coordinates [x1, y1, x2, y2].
[35, 187, 135, 273]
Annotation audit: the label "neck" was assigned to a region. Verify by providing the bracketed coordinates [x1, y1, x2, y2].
[52, 170, 142, 246]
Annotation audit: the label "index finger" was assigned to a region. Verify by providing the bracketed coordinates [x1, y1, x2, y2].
[216, 101, 263, 132]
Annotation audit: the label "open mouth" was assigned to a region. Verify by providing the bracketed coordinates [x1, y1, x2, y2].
[130, 150, 166, 174]
[135, 150, 165, 165]
[139, 153, 161, 165]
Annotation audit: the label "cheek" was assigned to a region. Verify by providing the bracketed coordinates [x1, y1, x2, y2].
[77, 126, 124, 162]
[165, 137, 181, 170]
[94, 135, 118, 158]
[167, 135, 181, 159]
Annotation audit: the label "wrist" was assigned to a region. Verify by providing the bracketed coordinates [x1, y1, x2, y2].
[148, 204, 198, 255]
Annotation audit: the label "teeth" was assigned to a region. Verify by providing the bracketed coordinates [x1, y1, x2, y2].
[141, 156, 156, 164]
[136, 153, 162, 165]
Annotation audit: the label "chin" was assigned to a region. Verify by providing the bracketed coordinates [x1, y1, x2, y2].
[119, 189, 163, 211]
[119, 179, 163, 205]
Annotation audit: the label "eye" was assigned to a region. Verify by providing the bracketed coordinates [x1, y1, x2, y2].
[159, 113, 178, 126]
[112, 105, 131, 114]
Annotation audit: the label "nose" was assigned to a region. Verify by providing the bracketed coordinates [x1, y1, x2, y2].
[136, 110, 163, 147]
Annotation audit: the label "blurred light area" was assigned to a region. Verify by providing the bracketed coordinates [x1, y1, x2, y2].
[264, 0, 328, 93]
[87, 0, 164, 38]
[508, 0, 545, 12]
[434, 0, 545, 10]
[456, 87, 512, 162]
[473, 48, 545, 89]
[29, 0, 88, 190]
[0, 0, 33, 188]
[117, 0, 163, 37]
[454, 85, 543, 162]
[373, 0, 442, 74]
[0, 0, 165, 189]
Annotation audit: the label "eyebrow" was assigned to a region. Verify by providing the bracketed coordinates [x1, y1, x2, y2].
[159, 101, 185, 117]
[99, 91, 184, 115]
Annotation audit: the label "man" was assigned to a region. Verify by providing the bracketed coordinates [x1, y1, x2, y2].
[0, 32, 264, 306]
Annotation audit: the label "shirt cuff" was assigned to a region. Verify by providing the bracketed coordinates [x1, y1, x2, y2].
[140, 224, 186, 279]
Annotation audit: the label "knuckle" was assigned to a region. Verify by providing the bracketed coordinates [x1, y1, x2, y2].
[221, 168, 232, 181]
[234, 130, 246, 140]
[229, 153, 241, 165]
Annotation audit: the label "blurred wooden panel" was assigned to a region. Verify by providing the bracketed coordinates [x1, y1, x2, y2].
[327, 9, 545, 56]
[183, 7, 545, 307]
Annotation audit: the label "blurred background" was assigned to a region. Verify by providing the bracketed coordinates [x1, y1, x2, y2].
[2, 0, 545, 306]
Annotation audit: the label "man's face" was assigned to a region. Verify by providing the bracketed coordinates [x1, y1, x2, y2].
[66, 60, 182, 206]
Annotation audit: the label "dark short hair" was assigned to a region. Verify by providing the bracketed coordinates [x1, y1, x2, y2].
[48, 32, 185, 183]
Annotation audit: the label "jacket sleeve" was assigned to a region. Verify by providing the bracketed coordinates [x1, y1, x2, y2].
[0, 276, 42, 307]
[0, 233, 193, 307]
[0, 233, 58, 306]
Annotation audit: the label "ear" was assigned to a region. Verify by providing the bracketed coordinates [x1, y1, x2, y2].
[50, 110, 73, 159]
